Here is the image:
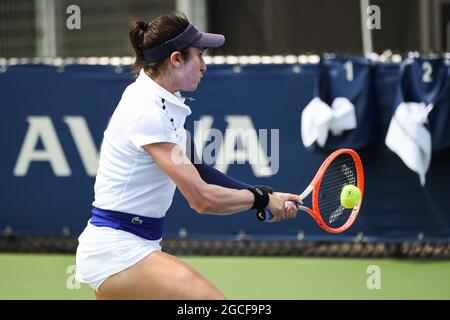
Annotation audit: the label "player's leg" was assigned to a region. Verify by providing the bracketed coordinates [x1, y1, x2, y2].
[95, 251, 226, 300]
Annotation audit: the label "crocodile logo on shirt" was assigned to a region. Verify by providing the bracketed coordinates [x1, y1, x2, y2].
[131, 217, 143, 225]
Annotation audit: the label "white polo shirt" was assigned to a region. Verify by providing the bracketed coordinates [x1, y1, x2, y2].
[92, 69, 192, 218]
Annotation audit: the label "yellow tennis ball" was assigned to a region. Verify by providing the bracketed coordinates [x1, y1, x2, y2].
[340, 185, 361, 209]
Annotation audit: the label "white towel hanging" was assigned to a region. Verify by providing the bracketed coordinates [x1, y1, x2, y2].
[385, 102, 434, 186]
[301, 97, 357, 147]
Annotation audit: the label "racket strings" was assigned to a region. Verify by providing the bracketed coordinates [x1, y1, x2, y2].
[317, 153, 358, 228]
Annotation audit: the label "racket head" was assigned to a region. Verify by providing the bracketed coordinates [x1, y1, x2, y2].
[309, 148, 364, 233]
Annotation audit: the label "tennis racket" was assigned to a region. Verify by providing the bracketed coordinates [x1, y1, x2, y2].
[257, 148, 364, 233]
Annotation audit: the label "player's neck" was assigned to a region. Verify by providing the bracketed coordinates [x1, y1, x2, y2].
[147, 71, 178, 94]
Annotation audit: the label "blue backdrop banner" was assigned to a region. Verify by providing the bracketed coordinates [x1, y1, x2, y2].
[0, 61, 449, 241]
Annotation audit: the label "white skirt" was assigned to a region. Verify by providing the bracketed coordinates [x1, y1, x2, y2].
[75, 221, 161, 292]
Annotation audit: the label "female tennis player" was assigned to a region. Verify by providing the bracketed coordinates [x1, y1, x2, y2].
[75, 12, 300, 300]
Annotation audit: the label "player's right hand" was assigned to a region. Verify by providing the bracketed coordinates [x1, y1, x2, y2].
[265, 192, 301, 222]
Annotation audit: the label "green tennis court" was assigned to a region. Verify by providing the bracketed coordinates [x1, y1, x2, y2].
[1, 253, 449, 300]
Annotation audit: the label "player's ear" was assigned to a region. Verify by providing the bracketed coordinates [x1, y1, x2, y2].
[169, 51, 183, 68]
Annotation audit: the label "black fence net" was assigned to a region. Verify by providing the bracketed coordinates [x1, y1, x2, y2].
[1, 236, 448, 259]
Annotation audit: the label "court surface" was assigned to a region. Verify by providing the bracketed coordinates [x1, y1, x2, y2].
[0, 253, 449, 299]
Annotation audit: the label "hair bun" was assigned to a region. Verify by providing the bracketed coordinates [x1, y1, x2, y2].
[138, 22, 148, 36]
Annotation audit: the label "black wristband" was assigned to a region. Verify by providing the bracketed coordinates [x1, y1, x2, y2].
[247, 186, 270, 210]
[255, 185, 274, 194]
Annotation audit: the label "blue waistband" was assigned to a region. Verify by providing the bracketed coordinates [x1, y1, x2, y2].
[90, 207, 165, 241]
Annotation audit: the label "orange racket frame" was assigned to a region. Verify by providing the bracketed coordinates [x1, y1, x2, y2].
[296, 148, 364, 233]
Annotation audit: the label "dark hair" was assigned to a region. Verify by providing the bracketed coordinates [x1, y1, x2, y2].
[129, 12, 191, 77]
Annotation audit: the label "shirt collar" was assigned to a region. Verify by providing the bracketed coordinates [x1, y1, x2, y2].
[136, 69, 192, 115]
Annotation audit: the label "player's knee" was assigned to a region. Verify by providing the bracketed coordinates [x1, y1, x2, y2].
[176, 268, 225, 299]
[201, 289, 226, 300]
[192, 280, 226, 300]
[175, 266, 198, 283]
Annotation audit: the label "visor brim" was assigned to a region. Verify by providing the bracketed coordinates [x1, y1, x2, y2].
[192, 32, 225, 49]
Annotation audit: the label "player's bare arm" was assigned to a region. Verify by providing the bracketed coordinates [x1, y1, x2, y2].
[143, 142, 299, 217]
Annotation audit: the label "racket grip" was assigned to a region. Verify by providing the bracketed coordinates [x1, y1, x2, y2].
[289, 200, 300, 208]
[256, 201, 299, 222]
